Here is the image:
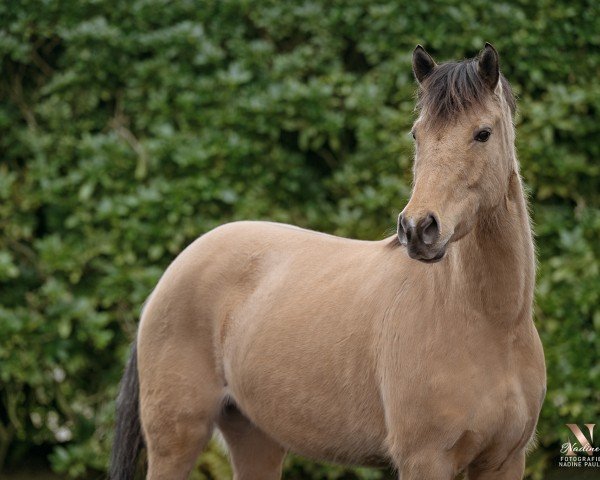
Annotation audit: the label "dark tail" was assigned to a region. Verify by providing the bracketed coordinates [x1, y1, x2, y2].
[110, 342, 144, 480]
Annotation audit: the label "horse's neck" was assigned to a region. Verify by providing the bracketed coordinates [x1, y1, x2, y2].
[449, 171, 535, 324]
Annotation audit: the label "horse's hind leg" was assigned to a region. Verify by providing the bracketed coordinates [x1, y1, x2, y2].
[217, 403, 286, 480]
[138, 324, 223, 480]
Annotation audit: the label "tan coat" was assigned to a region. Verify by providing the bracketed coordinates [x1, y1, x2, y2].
[113, 44, 546, 480]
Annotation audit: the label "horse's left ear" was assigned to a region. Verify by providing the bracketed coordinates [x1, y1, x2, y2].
[478, 42, 500, 90]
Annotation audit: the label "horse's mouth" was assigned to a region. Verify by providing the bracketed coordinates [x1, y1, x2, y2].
[417, 251, 446, 263]
[406, 246, 446, 264]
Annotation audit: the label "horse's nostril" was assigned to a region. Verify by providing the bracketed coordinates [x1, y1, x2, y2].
[397, 213, 409, 244]
[400, 214, 408, 232]
[420, 213, 440, 245]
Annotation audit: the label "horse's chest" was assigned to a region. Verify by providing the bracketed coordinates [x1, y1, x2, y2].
[382, 347, 538, 466]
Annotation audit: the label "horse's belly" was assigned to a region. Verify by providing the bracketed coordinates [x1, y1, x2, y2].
[223, 310, 389, 464]
[227, 369, 388, 465]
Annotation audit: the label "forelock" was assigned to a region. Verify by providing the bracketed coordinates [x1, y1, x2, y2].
[416, 59, 515, 127]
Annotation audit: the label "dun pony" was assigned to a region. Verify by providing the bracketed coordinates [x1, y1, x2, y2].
[110, 43, 546, 480]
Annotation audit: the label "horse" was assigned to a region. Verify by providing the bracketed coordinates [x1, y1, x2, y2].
[110, 43, 546, 480]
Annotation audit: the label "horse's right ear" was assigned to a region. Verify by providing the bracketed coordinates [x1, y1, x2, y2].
[412, 45, 437, 84]
[478, 42, 500, 90]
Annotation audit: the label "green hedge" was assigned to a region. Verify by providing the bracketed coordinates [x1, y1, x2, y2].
[1, 1, 598, 478]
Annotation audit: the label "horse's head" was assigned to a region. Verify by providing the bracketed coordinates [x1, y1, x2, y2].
[397, 43, 517, 263]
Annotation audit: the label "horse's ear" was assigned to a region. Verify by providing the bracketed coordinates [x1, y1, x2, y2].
[412, 45, 437, 84]
[478, 42, 500, 90]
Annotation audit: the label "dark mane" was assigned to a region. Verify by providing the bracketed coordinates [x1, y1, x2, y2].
[417, 59, 515, 126]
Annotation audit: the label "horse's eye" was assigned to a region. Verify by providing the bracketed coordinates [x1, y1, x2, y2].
[411, 131, 416, 140]
[474, 130, 491, 142]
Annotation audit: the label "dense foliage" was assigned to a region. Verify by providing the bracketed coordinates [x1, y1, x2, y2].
[1, 0, 598, 478]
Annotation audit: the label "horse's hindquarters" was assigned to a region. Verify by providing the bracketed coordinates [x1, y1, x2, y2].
[137, 291, 224, 479]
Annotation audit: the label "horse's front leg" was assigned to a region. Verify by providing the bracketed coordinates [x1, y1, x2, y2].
[467, 450, 525, 480]
[392, 449, 456, 480]
[384, 404, 458, 479]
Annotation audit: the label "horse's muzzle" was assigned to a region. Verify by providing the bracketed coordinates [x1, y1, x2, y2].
[397, 212, 446, 263]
